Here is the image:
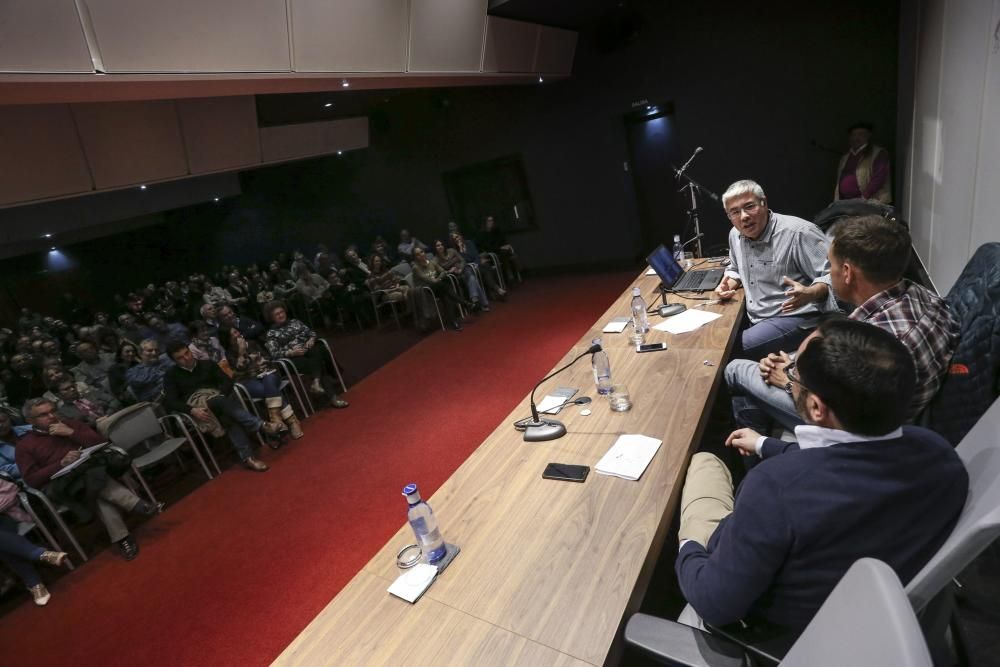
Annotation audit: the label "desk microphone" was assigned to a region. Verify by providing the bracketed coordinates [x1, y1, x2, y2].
[523, 342, 601, 442]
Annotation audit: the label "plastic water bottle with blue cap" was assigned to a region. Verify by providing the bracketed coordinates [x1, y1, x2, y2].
[402, 483, 447, 564]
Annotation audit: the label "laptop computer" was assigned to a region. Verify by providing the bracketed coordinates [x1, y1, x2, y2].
[646, 244, 724, 292]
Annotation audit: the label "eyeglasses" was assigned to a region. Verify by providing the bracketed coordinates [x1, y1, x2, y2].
[33, 409, 57, 418]
[726, 201, 761, 220]
[785, 360, 815, 395]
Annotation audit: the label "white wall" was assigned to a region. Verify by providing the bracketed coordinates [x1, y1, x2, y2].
[901, 0, 1000, 294]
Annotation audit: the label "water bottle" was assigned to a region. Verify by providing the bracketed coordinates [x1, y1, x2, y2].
[591, 337, 613, 395]
[402, 483, 447, 564]
[672, 234, 684, 263]
[630, 287, 649, 345]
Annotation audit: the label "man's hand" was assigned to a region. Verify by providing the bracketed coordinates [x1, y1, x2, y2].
[759, 351, 791, 387]
[725, 428, 763, 456]
[304, 338, 316, 350]
[289, 346, 307, 357]
[715, 276, 740, 300]
[780, 276, 828, 313]
[48, 422, 74, 438]
[59, 449, 82, 466]
[191, 407, 213, 423]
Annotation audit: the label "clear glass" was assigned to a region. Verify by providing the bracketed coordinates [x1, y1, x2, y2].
[608, 384, 632, 412]
[681, 252, 694, 269]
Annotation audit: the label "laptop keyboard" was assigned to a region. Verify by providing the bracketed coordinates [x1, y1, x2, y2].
[673, 268, 724, 291]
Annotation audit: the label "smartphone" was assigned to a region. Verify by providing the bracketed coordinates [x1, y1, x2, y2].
[636, 342, 667, 353]
[542, 463, 590, 483]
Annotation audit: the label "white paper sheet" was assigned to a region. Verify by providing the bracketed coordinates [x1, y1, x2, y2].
[595, 434, 662, 481]
[387, 563, 438, 603]
[652, 308, 722, 334]
[602, 316, 631, 333]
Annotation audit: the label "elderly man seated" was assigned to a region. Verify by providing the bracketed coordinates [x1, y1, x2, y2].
[674, 319, 967, 637]
[15, 398, 162, 560]
[71, 340, 115, 393]
[125, 339, 173, 404]
[162, 340, 280, 472]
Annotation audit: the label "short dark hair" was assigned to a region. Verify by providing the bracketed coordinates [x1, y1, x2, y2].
[848, 121, 874, 133]
[165, 339, 189, 360]
[830, 215, 911, 285]
[796, 318, 915, 435]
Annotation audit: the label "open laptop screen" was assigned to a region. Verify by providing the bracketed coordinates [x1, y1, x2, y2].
[646, 244, 683, 289]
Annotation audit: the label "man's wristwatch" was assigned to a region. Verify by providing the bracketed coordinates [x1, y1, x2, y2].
[783, 381, 793, 395]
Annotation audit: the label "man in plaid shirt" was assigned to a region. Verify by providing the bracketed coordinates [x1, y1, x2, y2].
[725, 215, 958, 437]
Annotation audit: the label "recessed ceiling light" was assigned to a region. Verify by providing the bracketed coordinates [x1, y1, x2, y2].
[337, 150, 343, 155]
[538, 75, 544, 83]
[213, 197, 220, 202]
[139, 185, 147, 190]
[43, 233, 52, 238]
[50, 246, 57, 251]
[324, 102, 333, 108]
[341, 79, 350, 88]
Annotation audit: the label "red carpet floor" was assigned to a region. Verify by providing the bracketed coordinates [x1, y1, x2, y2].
[0, 270, 635, 667]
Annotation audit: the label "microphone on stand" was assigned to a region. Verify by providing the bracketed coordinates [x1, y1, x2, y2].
[675, 147, 704, 180]
[682, 233, 704, 249]
[522, 342, 602, 442]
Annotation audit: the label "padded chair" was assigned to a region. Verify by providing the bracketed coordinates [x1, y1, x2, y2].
[317, 338, 348, 394]
[13, 480, 88, 563]
[370, 289, 402, 329]
[905, 395, 1000, 664]
[625, 558, 932, 667]
[106, 404, 215, 505]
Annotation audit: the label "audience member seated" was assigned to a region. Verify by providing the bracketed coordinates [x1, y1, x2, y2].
[366, 255, 410, 306]
[434, 239, 487, 312]
[397, 229, 428, 263]
[0, 505, 68, 606]
[116, 313, 147, 345]
[108, 340, 140, 406]
[479, 215, 521, 284]
[4, 354, 44, 410]
[371, 236, 396, 266]
[225, 272, 251, 307]
[217, 304, 266, 342]
[715, 180, 835, 359]
[262, 302, 349, 408]
[15, 398, 162, 560]
[674, 319, 967, 636]
[725, 216, 960, 437]
[0, 412, 29, 478]
[411, 247, 464, 332]
[144, 314, 188, 350]
[187, 321, 227, 365]
[198, 304, 222, 338]
[71, 341, 114, 393]
[163, 341, 280, 472]
[125, 339, 173, 404]
[834, 121, 892, 205]
[53, 378, 112, 433]
[224, 329, 303, 439]
[201, 279, 233, 307]
[451, 231, 506, 301]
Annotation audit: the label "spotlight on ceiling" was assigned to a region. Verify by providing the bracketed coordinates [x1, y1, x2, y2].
[50, 246, 57, 252]
[324, 102, 333, 108]
[337, 150, 343, 155]
[213, 197, 220, 202]
[341, 79, 350, 88]
[43, 233, 52, 238]
[538, 75, 544, 83]
[139, 184, 147, 190]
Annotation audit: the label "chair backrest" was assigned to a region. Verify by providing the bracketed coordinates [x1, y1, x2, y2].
[906, 396, 1000, 611]
[106, 404, 165, 452]
[784, 559, 931, 667]
[923, 242, 1000, 445]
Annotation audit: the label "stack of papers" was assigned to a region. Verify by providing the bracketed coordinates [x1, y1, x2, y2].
[388, 563, 438, 603]
[652, 309, 721, 334]
[595, 434, 662, 481]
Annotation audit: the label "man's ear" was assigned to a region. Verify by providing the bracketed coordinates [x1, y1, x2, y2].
[807, 392, 833, 427]
[842, 261, 855, 287]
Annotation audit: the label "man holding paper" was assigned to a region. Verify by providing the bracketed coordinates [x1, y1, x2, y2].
[15, 398, 160, 561]
[674, 319, 966, 635]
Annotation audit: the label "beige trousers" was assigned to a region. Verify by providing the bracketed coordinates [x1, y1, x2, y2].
[678, 453, 735, 548]
[96, 478, 141, 543]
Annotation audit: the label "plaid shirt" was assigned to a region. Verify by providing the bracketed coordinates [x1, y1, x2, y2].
[851, 280, 959, 418]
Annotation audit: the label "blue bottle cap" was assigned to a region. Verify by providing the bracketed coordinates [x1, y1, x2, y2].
[402, 483, 417, 496]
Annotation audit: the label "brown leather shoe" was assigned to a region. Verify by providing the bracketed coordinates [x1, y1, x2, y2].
[243, 457, 269, 472]
[39, 551, 67, 567]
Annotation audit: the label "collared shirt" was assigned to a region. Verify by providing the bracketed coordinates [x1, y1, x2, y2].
[754, 424, 903, 454]
[850, 279, 959, 418]
[724, 211, 834, 322]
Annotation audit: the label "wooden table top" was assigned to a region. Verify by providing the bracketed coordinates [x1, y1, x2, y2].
[274, 263, 744, 667]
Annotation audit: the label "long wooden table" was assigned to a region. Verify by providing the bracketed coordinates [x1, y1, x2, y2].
[275, 263, 744, 666]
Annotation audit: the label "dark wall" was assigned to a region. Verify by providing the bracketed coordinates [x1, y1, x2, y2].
[1, 0, 899, 320]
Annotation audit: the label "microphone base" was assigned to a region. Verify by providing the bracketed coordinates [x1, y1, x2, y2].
[523, 419, 567, 442]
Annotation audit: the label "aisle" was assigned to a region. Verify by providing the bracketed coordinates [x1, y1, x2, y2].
[0, 270, 635, 667]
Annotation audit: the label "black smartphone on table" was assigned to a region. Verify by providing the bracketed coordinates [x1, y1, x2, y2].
[542, 463, 590, 483]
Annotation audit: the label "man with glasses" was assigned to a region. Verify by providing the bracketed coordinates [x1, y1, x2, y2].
[15, 398, 162, 560]
[674, 319, 967, 635]
[724, 215, 958, 442]
[716, 180, 834, 359]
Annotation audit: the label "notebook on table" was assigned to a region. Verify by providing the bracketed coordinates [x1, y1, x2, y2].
[646, 244, 724, 292]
